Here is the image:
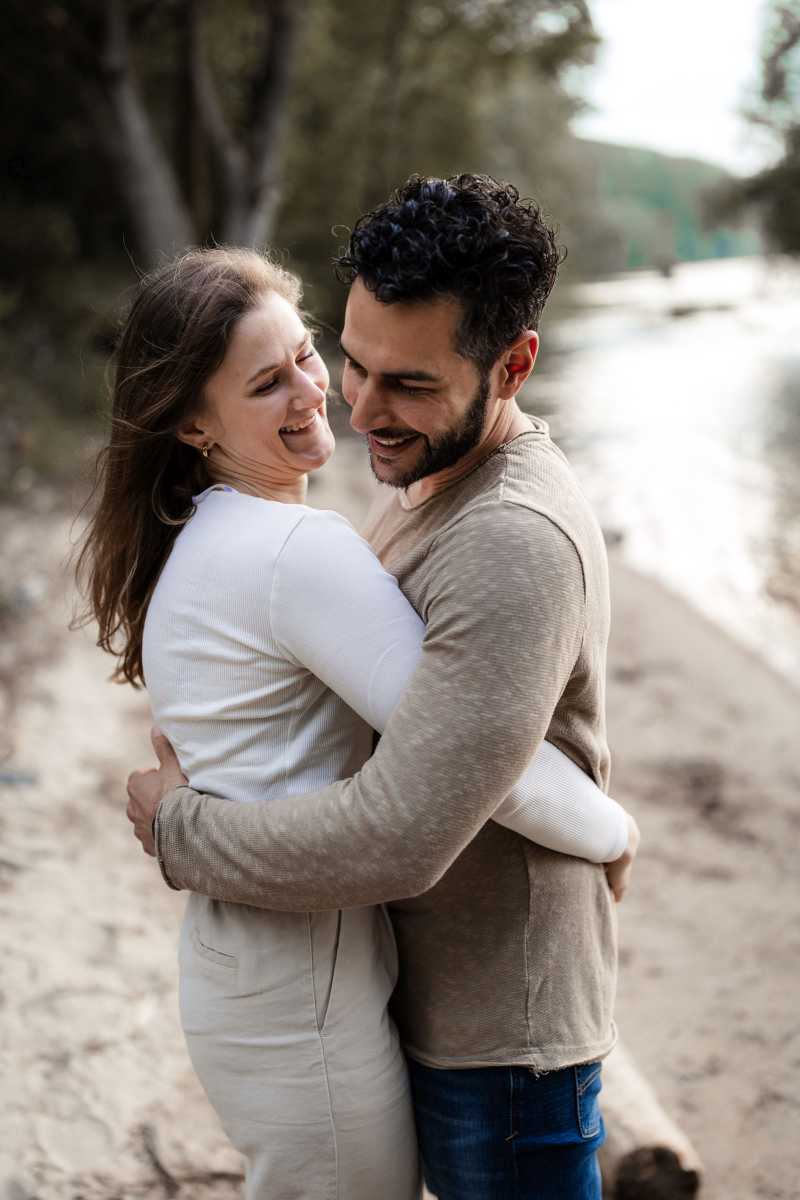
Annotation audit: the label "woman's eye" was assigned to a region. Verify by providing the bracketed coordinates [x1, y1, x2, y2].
[255, 377, 279, 394]
[297, 349, 315, 364]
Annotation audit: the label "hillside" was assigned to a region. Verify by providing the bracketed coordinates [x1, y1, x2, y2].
[573, 139, 762, 274]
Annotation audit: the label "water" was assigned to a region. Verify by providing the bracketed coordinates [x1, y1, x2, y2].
[525, 256, 800, 685]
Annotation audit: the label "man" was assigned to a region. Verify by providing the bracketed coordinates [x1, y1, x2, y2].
[128, 174, 638, 1198]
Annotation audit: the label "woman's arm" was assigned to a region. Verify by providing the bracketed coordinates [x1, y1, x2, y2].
[272, 509, 628, 864]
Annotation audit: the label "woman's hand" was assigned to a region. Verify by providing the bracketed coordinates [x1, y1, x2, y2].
[604, 811, 641, 903]
[126, 726, 187, 856]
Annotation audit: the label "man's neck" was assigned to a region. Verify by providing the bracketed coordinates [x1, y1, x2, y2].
[404, 401, 532, 508]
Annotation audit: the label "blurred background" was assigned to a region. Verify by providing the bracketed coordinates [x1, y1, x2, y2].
[1, 2, 798, 1198]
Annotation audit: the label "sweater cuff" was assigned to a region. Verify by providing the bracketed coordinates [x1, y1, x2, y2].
[154, 786, 193, 891]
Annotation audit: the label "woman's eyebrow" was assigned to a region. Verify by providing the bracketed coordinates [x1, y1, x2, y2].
[246, 336, 310, 385]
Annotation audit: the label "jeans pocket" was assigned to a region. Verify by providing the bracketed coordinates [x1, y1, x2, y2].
[574, 1061, 603, 1139]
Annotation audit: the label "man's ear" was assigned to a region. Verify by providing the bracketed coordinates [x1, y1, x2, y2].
[499, 331, 539, 397]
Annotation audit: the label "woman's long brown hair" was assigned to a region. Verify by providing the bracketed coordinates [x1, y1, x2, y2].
[75, 247, 302, 686]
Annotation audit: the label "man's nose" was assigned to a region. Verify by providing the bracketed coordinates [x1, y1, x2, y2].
[346, 377, 392, 434]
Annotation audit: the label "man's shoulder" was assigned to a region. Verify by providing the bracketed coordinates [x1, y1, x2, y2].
[421, 431, 606, 609]
[446, 432, 595, 542]
[436, 489, 583, 584]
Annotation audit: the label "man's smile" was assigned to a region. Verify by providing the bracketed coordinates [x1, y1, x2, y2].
[367, 431, 422, 457]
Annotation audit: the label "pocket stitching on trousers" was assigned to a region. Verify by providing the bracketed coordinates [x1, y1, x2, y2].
[312, 911, 342, 1031]
[574, 1063, 602, 1138]
[576, 1062, 602, 1095]
[191, 925, 237, 969]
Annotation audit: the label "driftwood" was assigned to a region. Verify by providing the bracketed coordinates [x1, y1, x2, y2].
[600, 1043, 702, 1199]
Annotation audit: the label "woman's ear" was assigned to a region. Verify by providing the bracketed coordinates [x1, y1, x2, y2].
[176, 416, 213, 451]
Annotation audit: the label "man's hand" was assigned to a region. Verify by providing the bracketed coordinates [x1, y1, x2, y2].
[126, 727, 187, 857]
[604, 811, 641, 903]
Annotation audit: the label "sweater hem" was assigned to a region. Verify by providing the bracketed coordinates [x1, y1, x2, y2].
[401, 1023, 617, 1072]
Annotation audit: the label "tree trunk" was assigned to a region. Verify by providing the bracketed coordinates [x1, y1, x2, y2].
[234, 0, 303, 247]
[189, 0, 249, 242]
[356, 0, 415, 213]
[93, 0, 194, 265]
[599, 1043, 702, 1199]
[176, 0, 210, 234]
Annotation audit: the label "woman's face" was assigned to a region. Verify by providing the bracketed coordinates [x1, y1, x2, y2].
[194, 291, 334, 481]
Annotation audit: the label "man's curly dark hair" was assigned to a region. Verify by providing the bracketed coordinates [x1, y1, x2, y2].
[335, 173, 564, 375]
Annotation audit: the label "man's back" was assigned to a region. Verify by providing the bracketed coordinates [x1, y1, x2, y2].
[364, 422, 616, 1070]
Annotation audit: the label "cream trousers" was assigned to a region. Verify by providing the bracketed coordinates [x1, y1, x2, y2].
[179, 894, 421, 1200]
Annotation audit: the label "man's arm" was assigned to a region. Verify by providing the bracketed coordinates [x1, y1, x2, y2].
[154, 506, 589, 909]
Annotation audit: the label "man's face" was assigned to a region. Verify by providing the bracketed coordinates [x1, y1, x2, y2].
[340, 280, 490, 488]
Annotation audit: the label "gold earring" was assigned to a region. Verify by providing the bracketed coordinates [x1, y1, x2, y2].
[201, 444, 210, 458]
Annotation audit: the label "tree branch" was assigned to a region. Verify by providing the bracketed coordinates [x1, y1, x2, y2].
[189, 1, 245, 176]
[763, 7, 800, 104]
[89, 0, 194, 261]
[239, 0, 304, 243]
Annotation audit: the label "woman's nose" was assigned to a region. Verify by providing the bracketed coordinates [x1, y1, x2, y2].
[290, 364, 327, 407]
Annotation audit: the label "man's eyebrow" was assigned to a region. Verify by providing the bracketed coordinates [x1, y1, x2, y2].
[246, 335, 310, 385]
[339, 340, 441, 383]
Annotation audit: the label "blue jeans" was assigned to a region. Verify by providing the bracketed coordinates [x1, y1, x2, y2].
[408, 1058, 605, 1199]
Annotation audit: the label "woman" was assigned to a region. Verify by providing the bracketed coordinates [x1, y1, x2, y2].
[78, 247, 633, 1200]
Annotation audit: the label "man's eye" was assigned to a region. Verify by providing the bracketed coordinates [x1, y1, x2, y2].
[397, 384, 430, 396]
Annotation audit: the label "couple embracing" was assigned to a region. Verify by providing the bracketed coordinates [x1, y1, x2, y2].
[81, 173, 640, 1200]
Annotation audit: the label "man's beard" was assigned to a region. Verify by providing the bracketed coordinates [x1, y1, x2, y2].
[369, 373, 490, 489]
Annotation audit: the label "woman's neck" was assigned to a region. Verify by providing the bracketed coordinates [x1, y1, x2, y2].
[208, 454, 308, 506]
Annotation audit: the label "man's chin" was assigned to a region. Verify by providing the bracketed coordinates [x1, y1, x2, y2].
[368, 446, 426, 488]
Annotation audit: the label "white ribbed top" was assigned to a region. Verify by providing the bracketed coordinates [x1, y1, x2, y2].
[143, 487, 627, 861]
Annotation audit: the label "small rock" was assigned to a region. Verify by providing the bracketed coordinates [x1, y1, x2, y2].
[0, 769, 38, 787]
[36, 1113, 116, 1173]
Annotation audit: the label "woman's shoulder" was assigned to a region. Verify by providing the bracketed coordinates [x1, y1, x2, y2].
[187, 490, 365, 573]
[275, 504, 373, 572]
[190, 487, 314, 545]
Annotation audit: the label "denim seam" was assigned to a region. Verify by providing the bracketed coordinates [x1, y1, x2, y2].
[576, 1063, 602, 1095]
[574, 1066, 601, 1138]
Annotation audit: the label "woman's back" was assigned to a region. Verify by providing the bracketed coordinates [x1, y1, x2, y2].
[143, 486, 373, 804]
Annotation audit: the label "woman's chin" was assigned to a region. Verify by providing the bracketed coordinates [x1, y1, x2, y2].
[304, 443, 335, 473]
[279, 420, 335, 471]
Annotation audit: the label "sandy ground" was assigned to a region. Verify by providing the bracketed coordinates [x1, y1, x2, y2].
[1, 446, 798, 1199]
